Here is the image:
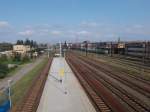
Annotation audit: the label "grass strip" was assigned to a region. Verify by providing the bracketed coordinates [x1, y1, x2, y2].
[11, 57, 48, 106]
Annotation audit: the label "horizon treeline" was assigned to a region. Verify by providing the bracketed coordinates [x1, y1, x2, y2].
[16, 38, 37, 48]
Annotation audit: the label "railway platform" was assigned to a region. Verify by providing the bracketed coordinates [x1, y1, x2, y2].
[37, 57, 96, 112]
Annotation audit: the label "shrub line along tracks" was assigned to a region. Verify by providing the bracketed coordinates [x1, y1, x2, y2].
[11, 58, 53, 112]
[66, 53, 150, 112]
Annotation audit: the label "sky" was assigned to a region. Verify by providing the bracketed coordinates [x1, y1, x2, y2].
[0, 0, 150, 43]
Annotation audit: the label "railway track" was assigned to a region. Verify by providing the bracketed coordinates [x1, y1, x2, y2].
[98, 55, 150, 74]
[78, 55, 150, 98]
[11, 58, 52, 112]
[67, 59, 111, 112]
[67, 53, 150, 112]
[66, 56, 126, 112]
[74, 51, 150, 79]
[74, 50, 150, 84]
[74, 50, 150, 86]
[91, 57, 150, 85]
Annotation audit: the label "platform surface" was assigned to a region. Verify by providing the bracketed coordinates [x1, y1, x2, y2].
[37, 57, 96, 112]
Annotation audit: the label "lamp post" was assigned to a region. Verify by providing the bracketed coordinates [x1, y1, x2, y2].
[7, 80, 12, 109]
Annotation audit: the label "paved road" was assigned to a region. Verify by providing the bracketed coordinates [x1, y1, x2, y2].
[0, 56, 45, 91]
[37, 57, 96, 112]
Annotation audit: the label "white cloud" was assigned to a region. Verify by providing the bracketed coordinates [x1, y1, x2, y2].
[77, 30, 91, 36]
[80, 21, 99, 27]
[0, 21, 10, 28]
[125, 24, 150, 35]
[1, 21, 149, 43]
[40, 29, 49, 32]
[18, 30, 34, 36]
[50, 30, 62, 36]
[133, 24, 143, 29]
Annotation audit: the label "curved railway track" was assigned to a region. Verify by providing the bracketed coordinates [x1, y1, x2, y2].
[66, 53, 150, 112]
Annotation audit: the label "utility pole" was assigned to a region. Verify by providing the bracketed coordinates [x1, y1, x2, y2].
[47, 44, 50, 58]
[59, 41, 62, 57]
[110, 42, 112, 57]
[85, 41, 88, 56]
[148, 41, 150, 63]
[64, 41, 67, 58]
[8, 80, 12, 109]
[118, 37, 120, 54]
[143, 41, 146, 64]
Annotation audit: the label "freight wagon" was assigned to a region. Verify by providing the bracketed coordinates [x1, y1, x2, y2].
[125, 42, 150, 59]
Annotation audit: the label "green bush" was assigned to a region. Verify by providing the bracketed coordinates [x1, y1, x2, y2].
[13, 53, 21, 62]
[0, 64, 9, 78]
[22, 56, 30, 63]
[0, 55, 8, 63]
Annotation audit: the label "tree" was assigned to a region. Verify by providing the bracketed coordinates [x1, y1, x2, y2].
[22, 56, 30, 63]
[33, 41, 37, 48]
[24, 38, 31, 45]
[30, 40, 34, 48]
[16, 39, 37, 48]
[16, 40, 21, 45]
[16, 40, 23, 45]
[13, 53, 21, 62]
[20, 40, 24, 45]
[0, 43, 12, 51]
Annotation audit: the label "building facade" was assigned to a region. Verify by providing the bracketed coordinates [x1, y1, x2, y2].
[13, 45, 31, 56]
